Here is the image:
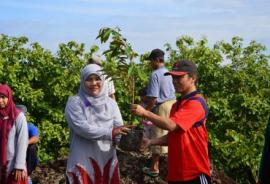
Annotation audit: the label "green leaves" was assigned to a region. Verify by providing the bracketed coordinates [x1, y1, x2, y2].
[0, 35, 87, 162]
[96, 27, 145, 122]
[38, 120, 69, 162]
[97, 28, 110, 43]
[1, 29, 270, 183]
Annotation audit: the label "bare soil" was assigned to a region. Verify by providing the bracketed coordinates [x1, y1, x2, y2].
[31, 148, 237, 184]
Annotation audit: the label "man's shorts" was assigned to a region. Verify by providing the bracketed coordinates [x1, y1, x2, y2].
[150, 99, 176, 154]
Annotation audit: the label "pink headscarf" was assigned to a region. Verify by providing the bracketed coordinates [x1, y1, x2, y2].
[0, 84, 20, 182]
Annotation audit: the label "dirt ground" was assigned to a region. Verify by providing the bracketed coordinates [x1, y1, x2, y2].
[31, 148, 237, 184]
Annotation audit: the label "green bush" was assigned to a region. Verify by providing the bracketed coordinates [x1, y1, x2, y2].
[1, 29, 269, 183]
[38, 120, 69, 162]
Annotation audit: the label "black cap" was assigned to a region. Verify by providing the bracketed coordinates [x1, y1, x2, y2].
[165, 60, 197, 76]
[147, 48, 164, 61]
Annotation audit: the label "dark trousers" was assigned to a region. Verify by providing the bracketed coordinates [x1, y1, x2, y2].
[260, 119, 270, 184]
[168, 174, 211, 184]
[26, 144, 38, 175]
[261, 149, 270, 184]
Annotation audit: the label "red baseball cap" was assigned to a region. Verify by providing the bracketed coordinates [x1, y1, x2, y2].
[165, 60, 197, 76]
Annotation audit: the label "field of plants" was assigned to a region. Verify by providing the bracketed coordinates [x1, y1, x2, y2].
[0, 27, 270, 183]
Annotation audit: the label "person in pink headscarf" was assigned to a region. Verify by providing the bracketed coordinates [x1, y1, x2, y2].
[0, 84, 28, 184]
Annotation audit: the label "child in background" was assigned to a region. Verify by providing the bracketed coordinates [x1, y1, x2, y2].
[16, 105, 39, 184]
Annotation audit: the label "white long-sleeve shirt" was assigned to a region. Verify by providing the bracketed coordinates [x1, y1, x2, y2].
[6, 112, 28, 174]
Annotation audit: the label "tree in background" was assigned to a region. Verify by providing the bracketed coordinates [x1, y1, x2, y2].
[0, 30, 269, 183]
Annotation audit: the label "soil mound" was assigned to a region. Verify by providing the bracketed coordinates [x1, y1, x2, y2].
[31, 148, 236, 184]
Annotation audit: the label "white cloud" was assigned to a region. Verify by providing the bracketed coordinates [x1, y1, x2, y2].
[1, 0, 269, 54]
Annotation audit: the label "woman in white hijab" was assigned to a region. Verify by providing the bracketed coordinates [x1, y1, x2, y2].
[65, 64, 130, 184]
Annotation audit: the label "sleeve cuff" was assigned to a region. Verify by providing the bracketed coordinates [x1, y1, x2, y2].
[106, 128, 113, 140]
[14, 163, 25, 170]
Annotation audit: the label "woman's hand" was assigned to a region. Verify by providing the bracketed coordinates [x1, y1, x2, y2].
[11, 169, 26, 181]
[112, 125, 134, 137]
[130, 104, 146, 117]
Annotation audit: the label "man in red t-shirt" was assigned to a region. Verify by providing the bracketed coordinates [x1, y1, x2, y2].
[131, 60, 211, 184]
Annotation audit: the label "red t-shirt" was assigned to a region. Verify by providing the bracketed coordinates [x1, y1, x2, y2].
[167, 93, 210, 181]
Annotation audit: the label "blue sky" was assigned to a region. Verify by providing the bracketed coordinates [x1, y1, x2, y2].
[1, 0, 270, 55]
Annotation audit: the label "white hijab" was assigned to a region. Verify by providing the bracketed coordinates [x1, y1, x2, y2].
[78, 64, 112, 122]
[78, 64, 108, 106]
